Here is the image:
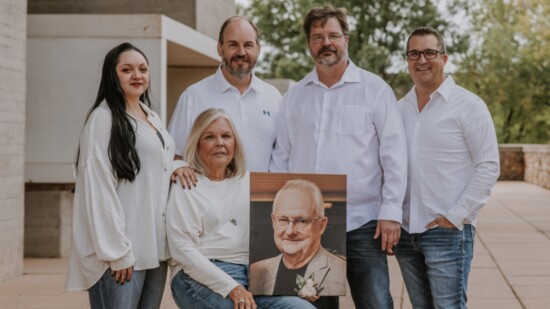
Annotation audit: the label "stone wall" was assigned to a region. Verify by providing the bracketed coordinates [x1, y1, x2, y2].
[498, 144, 550, 190]
[499, 144, 525, 180]
[0, 0, 27, 282]
[523, 145, 550, 190]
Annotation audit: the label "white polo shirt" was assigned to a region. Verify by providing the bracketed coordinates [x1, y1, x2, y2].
[168, 68, 281, 172]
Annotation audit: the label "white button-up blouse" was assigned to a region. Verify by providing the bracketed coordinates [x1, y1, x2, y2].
[66, 102, 183, 291]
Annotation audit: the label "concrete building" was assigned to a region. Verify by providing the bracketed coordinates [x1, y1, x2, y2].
[0, 0, 27, 282]
[1, 0, 236, 282]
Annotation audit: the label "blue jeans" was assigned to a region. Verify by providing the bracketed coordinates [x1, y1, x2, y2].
[88, 262, 168, 309]
[346, 220, 393, 309]
[395, 225, 475, 309]
[170, 260, 315, 309]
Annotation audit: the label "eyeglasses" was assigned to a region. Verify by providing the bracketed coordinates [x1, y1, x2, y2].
[406, 49, 445, 60]
[272, 215, 323, 230]
[310, 33, 346, 44]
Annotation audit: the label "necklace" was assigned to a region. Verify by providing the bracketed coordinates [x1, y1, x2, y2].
[208, 172, 237, 225]
[220, 178, 237, 226]
[127, 103, 146, 121]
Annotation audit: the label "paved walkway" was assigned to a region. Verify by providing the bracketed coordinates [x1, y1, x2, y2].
[1, 181, 549, 309]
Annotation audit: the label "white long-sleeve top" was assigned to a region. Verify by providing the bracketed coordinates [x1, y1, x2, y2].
[270, 61, 408, 232]
[66, 102, 183, 291]
[168, 68, 281, 172]
[166, 172, 250, 297]
[398, 75, 500, 233]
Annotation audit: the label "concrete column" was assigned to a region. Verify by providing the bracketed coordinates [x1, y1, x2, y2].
[0, 0, 27, 282]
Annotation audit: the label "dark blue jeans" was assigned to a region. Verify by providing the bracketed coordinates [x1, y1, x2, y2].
[395, 225, 475, 309]
[88, 262, 167, 309]
[170, 260, 315, 309]
[347, 220, 393, 309]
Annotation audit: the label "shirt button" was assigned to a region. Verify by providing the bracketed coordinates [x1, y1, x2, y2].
[164, 168, 167, 171]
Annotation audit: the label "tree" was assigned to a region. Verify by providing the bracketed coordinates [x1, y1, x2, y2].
[456, 0, 550, 143]
[243, 0, 469, 97]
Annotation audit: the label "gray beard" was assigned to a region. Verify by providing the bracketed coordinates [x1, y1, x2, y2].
[315, 49, 348, 67]
[222, 59, 254, 79]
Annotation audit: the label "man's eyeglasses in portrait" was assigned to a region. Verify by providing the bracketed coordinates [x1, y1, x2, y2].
[272, 215, 323, 230]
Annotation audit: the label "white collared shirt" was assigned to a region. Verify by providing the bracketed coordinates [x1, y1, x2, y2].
[398, 75, 500, 233]
[168, 68, 281, 172]
[66, 102, 183, 291]
[270, 61, 408, 232]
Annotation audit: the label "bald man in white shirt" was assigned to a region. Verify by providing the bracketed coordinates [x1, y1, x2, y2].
[270, 7, 407, 309]
[395, 26, 499, 309]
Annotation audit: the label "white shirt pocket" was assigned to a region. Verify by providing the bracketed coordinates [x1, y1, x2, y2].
[337, 105, 368, 135]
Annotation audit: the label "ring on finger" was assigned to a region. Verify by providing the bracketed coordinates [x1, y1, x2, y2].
[238, 298, 245, 304]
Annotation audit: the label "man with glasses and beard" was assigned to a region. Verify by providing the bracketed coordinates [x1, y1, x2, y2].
[270, 6, 407, 309]
[169, 17, 281, 185]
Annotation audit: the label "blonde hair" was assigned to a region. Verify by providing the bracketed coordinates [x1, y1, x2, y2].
[273, 179, 325, 216]
[183, 108, 246, 178]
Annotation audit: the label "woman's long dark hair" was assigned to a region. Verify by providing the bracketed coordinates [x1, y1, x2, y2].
[76, 42, 152, 182]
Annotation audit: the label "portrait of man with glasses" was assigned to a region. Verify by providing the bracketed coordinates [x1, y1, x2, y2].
[249, 176, 346, 305]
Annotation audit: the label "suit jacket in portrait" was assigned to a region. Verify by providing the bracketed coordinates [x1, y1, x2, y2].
[249, 247, 346, 296]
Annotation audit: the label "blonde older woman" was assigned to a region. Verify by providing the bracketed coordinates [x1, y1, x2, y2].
[167, 108, 314, 309]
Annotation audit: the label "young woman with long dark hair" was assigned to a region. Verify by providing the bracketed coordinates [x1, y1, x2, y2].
[65, 42, 183, 308]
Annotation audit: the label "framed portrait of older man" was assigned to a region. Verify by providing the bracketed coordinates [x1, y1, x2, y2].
[249, 172, 347, 297]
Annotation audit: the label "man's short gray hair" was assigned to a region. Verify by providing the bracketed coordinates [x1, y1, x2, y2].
[273, 179, 325, 216]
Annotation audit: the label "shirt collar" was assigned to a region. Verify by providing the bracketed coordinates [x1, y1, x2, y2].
[214, 66, 260, 94]
[433, 74, 455, 102]
[305, 59, 361, 88]
[404, 74, 455, 104]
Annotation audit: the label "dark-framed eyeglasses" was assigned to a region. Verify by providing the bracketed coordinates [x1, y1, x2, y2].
[406, 49, 445, 60]
[271, 215, 323, 230]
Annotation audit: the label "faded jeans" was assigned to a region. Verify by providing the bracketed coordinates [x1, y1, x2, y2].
[346, 220, 393, 309]
[170, 260, 315, 309]
[88, 261, 167, 309]
[395, 224, 475, 309]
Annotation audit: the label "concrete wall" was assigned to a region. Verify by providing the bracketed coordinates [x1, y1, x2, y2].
[24, 185, 73, 258]
[0, 0, 27, 282]
[167, 67, 217, 121]
[196, 0, 236, 40]
[27, 0, 236, 39]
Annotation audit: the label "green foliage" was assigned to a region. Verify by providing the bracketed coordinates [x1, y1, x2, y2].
[243, 0, 469, 98]
[456, 0, 550, 143]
